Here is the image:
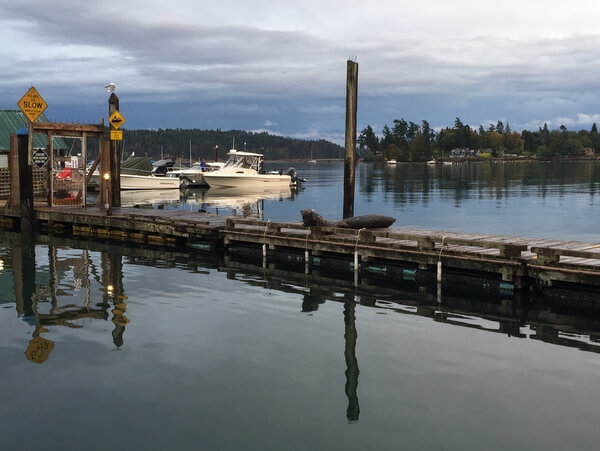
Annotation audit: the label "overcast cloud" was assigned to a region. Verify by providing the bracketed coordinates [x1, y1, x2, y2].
[1, 0, 600, 143]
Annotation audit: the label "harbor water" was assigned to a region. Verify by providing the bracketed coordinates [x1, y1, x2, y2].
[1, 160, 599, 450]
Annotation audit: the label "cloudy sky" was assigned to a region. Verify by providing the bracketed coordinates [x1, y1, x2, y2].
[2, 0, 600, 143]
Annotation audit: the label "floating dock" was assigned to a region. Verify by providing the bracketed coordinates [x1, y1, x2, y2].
[1, 205, 599, 298]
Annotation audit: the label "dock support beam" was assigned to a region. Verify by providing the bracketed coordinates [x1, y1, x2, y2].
[343, 60, 358, 219]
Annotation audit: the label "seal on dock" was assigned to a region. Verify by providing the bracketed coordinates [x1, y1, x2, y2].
[300, 209, 396, 229]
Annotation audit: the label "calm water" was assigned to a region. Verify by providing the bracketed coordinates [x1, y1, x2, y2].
[1, 161, 600, 450]
[134, 160, 600, 241]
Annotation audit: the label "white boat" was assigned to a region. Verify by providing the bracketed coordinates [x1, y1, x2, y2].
[386, 159, 397, 165]
[89, 157, 181, 190]
[120, 174, 180, 190]
[427, 159, 437, 165]
[202, 149, 298, 189]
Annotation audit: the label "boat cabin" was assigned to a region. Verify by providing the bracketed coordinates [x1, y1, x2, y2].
[222, 150, 264, 173]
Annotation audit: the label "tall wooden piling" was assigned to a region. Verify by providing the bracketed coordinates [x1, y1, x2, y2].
[108, 93, 121, 207]
[343, 60, 358, 219]
[16, 130, 35, 233]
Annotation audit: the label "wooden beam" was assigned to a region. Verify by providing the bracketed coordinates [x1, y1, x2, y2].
[32, 122, 104, 134]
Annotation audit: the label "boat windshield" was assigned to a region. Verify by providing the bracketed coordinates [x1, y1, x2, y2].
[223, 153, 262, 171]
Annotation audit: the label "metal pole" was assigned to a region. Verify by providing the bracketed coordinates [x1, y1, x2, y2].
[343, 60, 358, 219]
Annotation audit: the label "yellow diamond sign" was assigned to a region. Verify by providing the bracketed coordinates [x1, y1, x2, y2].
[17, 86, 48, 123]
[109, 110, 125, 129]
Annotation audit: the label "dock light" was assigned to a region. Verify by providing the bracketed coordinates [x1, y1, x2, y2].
[106, 284, 114, 294]
[103, 172, 111, 215]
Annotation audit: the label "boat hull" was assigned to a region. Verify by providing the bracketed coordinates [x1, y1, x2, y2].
[202, 173, 292, 189]
[120, 174, 180, 190]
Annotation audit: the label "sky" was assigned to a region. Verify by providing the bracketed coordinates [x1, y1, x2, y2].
[2, 0, 600, 144]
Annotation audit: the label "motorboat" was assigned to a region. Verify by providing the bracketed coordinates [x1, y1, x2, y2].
[202, 149, 301, 189]
[89, 157, 180, 190]
[119, 173, 180, 190]
[386, 159, 397, 165]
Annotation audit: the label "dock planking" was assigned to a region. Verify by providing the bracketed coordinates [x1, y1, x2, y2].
[1, 205, 599, 295]
[223, 218, 600, 293]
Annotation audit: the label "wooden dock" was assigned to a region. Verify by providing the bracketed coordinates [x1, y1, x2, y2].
[1, 205, 600, 296]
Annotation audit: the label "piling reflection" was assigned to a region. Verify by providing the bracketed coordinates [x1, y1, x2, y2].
[343, 300, 360, 422]
[3, 233, 128, 362]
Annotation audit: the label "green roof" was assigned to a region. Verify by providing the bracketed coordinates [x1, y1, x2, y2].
[0, 110, 67, 151]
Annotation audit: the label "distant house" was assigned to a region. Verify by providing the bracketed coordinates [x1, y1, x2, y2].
[450, 148, 477, 158]
[584, 148, 595, 156]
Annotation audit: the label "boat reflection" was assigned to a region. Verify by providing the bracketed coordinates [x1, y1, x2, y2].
[181, 186, 295, 218]
[121, 188, 181, 207]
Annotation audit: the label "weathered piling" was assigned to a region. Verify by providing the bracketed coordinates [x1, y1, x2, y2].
[16, 129, 35, 234]
[343, 60, 358, 219]
[108, 93, 121, 207]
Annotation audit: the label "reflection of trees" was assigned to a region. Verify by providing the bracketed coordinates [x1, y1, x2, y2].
[358, 161, 600, 208]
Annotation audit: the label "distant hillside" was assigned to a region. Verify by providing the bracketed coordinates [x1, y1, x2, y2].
[122, 129, 343, 161]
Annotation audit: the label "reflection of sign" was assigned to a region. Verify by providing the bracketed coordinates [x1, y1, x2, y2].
[70, 156, 79, 169]
[17, 86, 48, 123]
[110, 130, 123, 141]
[25, 336, 55, 364]
[32, 148, 49, 168]
[109, 110, 125, 129]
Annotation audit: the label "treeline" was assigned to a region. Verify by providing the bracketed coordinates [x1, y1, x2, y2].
[122, 128, 343, 161]
[358, 118, 600, 161]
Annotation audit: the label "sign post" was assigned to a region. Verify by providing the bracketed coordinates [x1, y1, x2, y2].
[108, 93, 122, 207]
[17, 86, 48, 166]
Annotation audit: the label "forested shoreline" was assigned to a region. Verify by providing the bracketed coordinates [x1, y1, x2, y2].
[122, 128, 343, 161]
[120, 119, 600, 163]
[358, 118, 600, 162]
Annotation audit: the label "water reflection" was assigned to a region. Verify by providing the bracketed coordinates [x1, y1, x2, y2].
[359, 161, 600, 206]
[3, 232, 600, 423]
[3, 234, 130, 361]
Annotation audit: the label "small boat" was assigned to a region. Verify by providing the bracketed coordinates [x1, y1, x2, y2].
[89, 157, 181, 190]
[386, 159, 397, 165]
[202, 149, 301, 189]
[427, 159, 437, 165]
[119, 173, 180, 190]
